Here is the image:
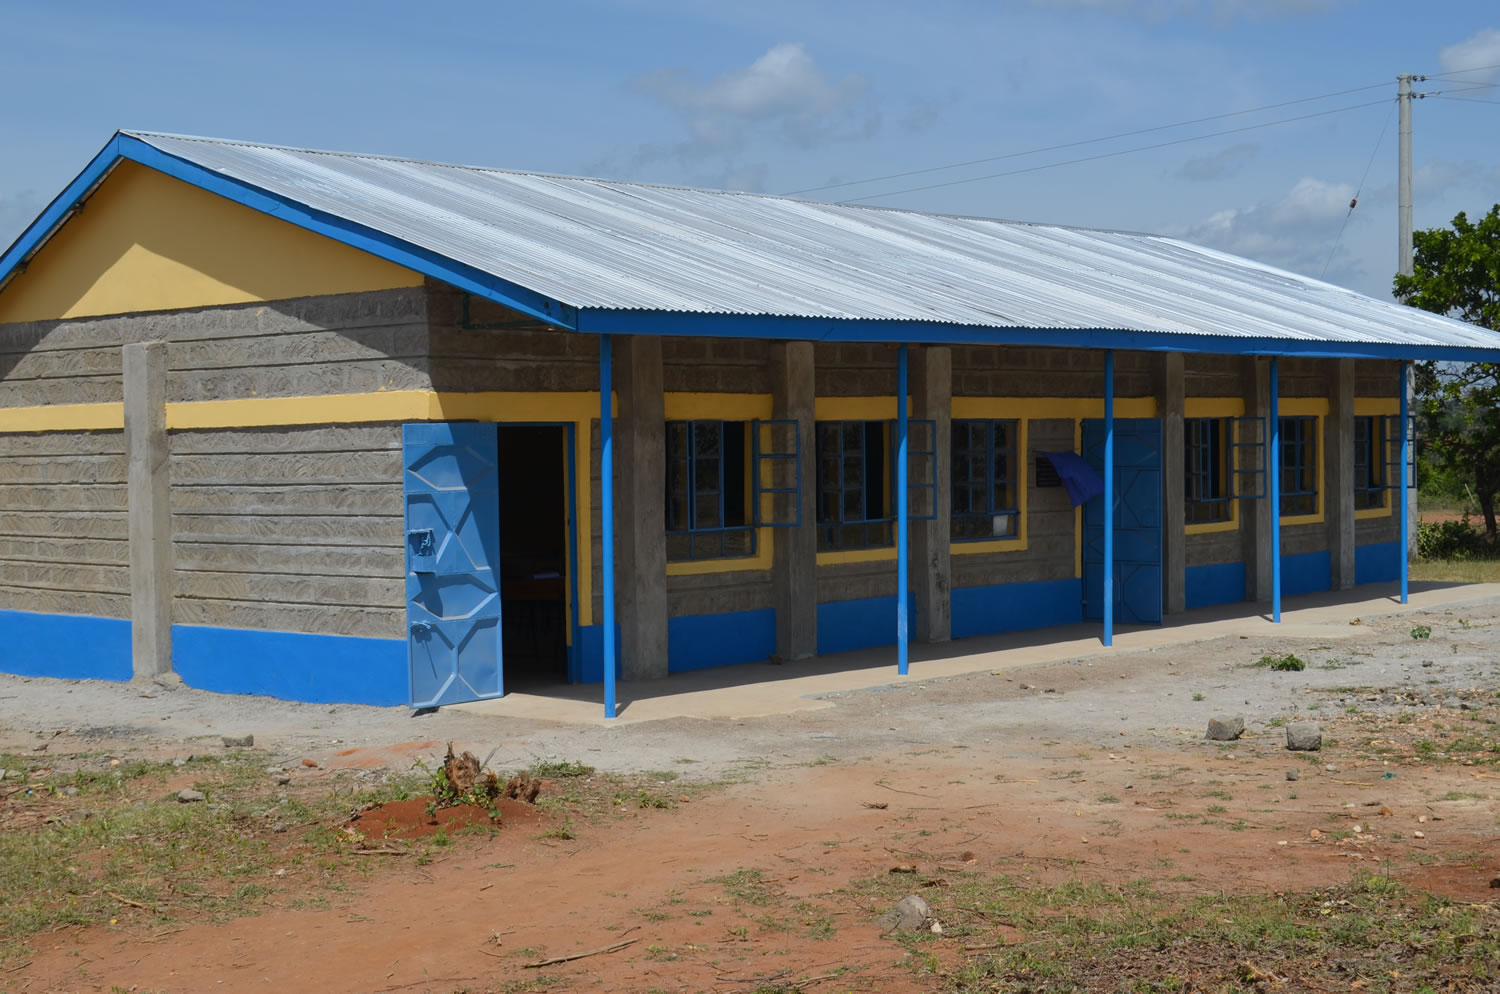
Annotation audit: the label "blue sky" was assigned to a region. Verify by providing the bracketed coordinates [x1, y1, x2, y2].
[1, 0, 1498, 300]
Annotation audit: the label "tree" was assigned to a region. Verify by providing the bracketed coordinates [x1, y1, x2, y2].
[1394, 205, 1500, 541]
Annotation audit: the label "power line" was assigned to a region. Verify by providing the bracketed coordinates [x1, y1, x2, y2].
[1428, 60, 1500, 79]
[1431, 94, 1500, 106]
[839, 98, 1391, 204]
[1320, 99, 1396, 280]
[780, 80, 1391, 197]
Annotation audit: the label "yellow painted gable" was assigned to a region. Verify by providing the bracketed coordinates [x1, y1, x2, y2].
[0, 160, 423, 324]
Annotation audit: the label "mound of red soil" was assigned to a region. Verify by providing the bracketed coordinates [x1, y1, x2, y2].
[348, 797, 543, 840]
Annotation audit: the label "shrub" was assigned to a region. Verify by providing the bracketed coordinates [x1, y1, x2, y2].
[1416, 517, 1493, 561]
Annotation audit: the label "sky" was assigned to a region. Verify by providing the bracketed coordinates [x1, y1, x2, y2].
[1, 0, 1498, 301]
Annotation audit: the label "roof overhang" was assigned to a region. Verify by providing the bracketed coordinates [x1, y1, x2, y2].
[3, 131, 1499, 363]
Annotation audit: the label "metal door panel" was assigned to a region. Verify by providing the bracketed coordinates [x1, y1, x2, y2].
[403, 422, 503, 708]
[1082, 418, 1163, 625]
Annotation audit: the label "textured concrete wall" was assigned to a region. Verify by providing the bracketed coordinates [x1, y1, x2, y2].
[169, 423, 405, 637]
[953, 347, 1155, 397]
[427, 284, 597, 392]
[0, 429, 130, 617]
[1183, 354, 1241, 397]
[0, 318, 128, 406]
[664, 338, 770, 394]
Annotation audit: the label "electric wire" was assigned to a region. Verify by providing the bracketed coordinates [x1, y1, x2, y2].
[780, 80, 1391, 197]
[1319, 99, 1397, 279]
[1430, 94, 1500, 106]
[839, 98, 1390, 204]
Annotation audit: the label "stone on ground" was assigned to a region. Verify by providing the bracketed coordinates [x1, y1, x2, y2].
[881, 894, 932, 932]
[221, 734, 254, 748]
[1205, 715, 1245, 741]
[1285, 722, 1323, 751]
[177, 789, 205, 803]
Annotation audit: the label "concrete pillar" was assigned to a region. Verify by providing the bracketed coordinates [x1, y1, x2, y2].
[1326, 358, 1356, 590]
[1160, 352, 1186, 614]
[1241, 357, 1273, 602]
[124, 341, 173, 680]
[613, 335, 669, 680]
[910, 346, 951, 642]
[770, 341, 817, 661]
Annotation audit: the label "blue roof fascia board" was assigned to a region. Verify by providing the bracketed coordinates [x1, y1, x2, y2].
[574, 308, 1500, 362]
[116, 136, 578, 330]
[0, 135, 125, 296]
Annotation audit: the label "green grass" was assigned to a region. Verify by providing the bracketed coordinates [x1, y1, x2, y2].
[1412, 558, 1500, 583]
[1250, 653, 1306, 672]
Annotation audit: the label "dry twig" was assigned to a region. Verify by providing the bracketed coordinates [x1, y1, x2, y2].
[522, 938, 636, 968]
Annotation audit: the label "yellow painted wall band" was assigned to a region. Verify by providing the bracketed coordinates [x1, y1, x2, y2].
[0, 402, 124, 432]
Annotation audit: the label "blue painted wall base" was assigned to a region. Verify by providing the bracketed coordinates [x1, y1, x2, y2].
[1282, 549, 1332, 597]
[817, 595, 920, 656]
[1184, 563, 1246, 611]
[0, 610, 131, 681]
[575, 624, 622, 684]
[1355, 540, 1401, 585]
[669, 609, 775, 673]
[952, 578, 1083, 639]
[173, 625, 406, 706]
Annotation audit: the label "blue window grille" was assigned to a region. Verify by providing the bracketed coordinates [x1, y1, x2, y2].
[950, 419, 1019, 541]
[1382, 413, 1416, 492]
[1353, 415, 1387, 510]
[752, 419, 803, 527]
[1279, 415, 1318, 517]
[1184, 418, 1231, 524]
[816, 420, 892, 551]
[665, 420, 754, 561]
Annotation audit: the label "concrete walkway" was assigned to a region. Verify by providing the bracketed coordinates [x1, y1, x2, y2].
[453, 581, 1500, 727]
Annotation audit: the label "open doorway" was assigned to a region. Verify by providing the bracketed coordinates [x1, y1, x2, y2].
[497, 425, 570, 687]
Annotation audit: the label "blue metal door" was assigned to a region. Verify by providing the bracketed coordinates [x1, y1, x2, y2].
[403, 423, 503, 708]
[1082, 418, 1163, 625]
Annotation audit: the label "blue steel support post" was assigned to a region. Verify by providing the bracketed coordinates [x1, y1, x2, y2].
[1400, 361, 1410, 603]
[1103, 350, 1114, 647]
[600, 335, 617, 718]
[1270, 358, 1282, 623]
[896, 344, 910, 675]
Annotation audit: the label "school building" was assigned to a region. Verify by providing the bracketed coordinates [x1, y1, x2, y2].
[2, 131, 1497, 713]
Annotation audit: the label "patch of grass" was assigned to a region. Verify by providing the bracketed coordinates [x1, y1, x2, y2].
[1410, 625, 1433, 640]
[1096, 794, 1120, 804]
[712, 869, 777, 906]
[1251, 653, 1306, 672]
[1437, 791, 1484, 801]
[1192, 693, 1205, 702]
[527, 759, 595, 779]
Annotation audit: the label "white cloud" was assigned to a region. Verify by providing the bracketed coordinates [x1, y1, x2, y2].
[1175, 176, 1359, 279]
[1176, 143, 1256, 181]
[631, 43, 878, 160]
[1439, 27, 1500, 80]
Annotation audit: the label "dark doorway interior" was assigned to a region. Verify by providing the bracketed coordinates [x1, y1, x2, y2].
[497, 425, 569, 687]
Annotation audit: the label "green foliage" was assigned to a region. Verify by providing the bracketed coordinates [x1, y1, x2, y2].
[1416, 517, 1496, 561]
[1254, 653, 1306, 671]
[1410, 625, 1432, 640]
[1395, 206, 1500, 541]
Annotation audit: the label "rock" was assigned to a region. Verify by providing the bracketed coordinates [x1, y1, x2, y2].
[301, 759, 319, 769]
[1421, 660, 1435, 668]
[60, 785, 78, 797]
[1489, 876, 1500, 889]
[1285, 769, 1300, 782]
[221, 734, 254, 748]
[1443, 699, 1463, 710]
[1285, 722, 1323, 751]
[172, 757, 187, 767]
[177, 789, 205, 803]
[272, 773, 291, 786]
[880, 894, 932, 933]
[1206, 716, 1245, 741]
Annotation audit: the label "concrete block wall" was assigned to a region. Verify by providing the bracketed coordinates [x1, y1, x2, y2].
[168, 424, 406, 637]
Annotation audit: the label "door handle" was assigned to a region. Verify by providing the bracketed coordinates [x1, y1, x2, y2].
[407, 529, 435, 557]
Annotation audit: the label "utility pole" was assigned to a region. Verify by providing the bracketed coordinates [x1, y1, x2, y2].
[1398, 73, 1413, 278]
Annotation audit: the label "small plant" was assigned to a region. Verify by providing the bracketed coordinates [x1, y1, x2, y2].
[528, 759, 595, 779]
[1097, 794, 1120, 804]
[1256, 653, 1306, 671]
[1192, 692, 1205, 702]
[1410, 625, 1432, 640]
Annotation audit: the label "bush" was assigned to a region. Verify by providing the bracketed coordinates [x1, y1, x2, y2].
[1416, 517, 1494, 561]
[1257, 653, 1305, 672]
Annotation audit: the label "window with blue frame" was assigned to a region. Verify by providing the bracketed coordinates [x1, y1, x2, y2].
[1184, 418, 1231, 524]
[1353, 415, 1386, 510]
[1279, 416, 1318, 517]
[665, 420, 752, 561]
[950, 419, 1019, 541]
[815, 420, 892, 551]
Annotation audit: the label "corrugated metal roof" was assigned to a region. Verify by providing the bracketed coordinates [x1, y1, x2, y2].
[123, 130, 1499, 351]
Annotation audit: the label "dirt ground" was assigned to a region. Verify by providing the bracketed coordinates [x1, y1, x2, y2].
[2, 595, 1498, 993]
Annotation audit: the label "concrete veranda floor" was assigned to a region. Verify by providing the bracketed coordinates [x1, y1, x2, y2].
[452, 580, 1500, 726]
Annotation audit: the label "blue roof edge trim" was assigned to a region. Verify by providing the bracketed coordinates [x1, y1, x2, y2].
[575, 308, 1500, 361]
[0, 133, 579, 331]
[0, 135, 125, 297]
